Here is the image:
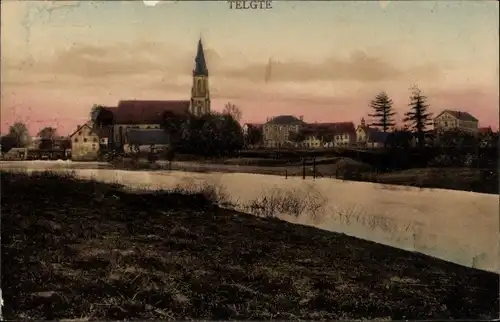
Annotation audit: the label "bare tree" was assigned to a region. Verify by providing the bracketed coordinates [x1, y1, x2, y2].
[223, 102, 242, 123]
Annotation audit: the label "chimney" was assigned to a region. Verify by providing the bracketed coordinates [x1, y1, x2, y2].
[299, 115, 303, 121]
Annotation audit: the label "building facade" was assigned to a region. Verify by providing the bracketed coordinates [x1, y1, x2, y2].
[263, 115, 305, 148]
[433, 110, 479, 133]
[302, 122, 356, 148]
[355, 118, 389, 148]
[69, 123, 100, 160]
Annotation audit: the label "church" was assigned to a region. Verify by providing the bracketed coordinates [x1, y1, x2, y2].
[90, 38, 212, 152]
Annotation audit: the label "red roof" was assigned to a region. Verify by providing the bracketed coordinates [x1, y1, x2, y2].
[478, 127, 493, 134]
[303, 122, 355, 134]
[113, 100, 190, 124]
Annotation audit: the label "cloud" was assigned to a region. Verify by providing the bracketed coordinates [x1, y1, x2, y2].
[220, 51, 442, 83]
[4, 41, 443, 90]
[3, 42, 223, 83]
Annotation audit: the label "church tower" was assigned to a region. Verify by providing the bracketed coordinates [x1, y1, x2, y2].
[190, 38, 211, 117]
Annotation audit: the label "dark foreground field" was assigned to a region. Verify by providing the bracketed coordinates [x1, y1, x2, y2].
[1, 171, 498, 320]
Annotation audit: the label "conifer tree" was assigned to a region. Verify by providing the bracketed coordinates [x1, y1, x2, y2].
[368, 91, 396, 133]
[403, 86, 433, 147]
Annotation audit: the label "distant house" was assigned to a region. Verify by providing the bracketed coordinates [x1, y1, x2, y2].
[355, 118, 389, 148]
[302, 133, 323, 149]
[303, 122, 356, 148]
[69, 123, 103, 161]
[263, 115, 305, 148]
[433, 110, 479, 133]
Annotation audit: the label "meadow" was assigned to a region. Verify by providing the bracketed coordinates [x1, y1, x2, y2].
[1, 170, 498, 320]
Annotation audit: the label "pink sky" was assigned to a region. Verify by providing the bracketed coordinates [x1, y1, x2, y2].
[1, 1, 498, 135]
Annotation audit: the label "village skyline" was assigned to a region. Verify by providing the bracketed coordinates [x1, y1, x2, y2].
[1, 0, 498, 135]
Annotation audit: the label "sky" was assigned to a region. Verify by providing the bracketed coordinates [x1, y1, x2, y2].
[1, 0, 498, 135]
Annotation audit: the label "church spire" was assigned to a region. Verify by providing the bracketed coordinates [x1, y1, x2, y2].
[193, 38, 208, 76]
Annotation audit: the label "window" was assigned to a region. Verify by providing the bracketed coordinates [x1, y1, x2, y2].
[93, 138, 98, 143]
[84, 138, 88, 143]
[92, 144, 96, 150]
[78, 131, 82, 136]
[197, 80, 202, 94]
[444, 122, 448, 127]
[146, 126, 151, 129]
[74, 138, 78, 143]
[119, 126, 124, 143]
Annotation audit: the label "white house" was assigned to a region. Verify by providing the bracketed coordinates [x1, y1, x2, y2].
[433, 110, 479, 133]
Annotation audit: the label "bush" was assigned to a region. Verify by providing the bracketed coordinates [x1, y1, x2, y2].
[246, 185, 327, 219]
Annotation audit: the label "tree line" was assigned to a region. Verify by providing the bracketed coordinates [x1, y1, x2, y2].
[364, 85, 432, 147]
[0, 123, 70, 153]
[161, 102, 245, 158]
[365, 85, 497, 149]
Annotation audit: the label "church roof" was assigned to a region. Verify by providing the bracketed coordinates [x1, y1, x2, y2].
[113, 100, 190, 124]
[193, 38, 209, 76]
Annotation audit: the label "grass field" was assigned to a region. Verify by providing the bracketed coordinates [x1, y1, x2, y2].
[1, 171, 498, 320]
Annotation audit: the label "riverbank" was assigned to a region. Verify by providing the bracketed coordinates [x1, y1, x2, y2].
[1, 170, 498, 320]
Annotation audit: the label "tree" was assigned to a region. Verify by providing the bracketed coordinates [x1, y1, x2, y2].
[90, 104, 101, 121]
[403, 86, 433, 148]
[161, 112, 244, 157]
[368, 91, 396, 133]
[8, 122, 30, 148]
[162, 110, 191, 150]
[39, 138, 54, 150]
[38, 127, 57, 140]
[386, 129, 413, 149]
[288, 130, 306, 147]
[0, 135, 17, 152]
[194, 113, 244, 156]
[223, 102, 242, 123]
[437, 129, 476, 148]
[245, 126, 263, 147]
[91, 104, 114, 128]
